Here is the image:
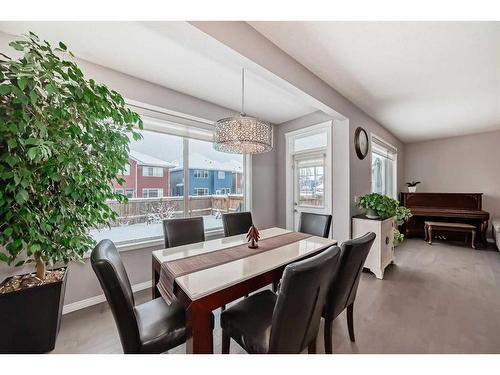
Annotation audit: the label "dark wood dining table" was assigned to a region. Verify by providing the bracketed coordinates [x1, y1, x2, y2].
[152, 227, 336, 354]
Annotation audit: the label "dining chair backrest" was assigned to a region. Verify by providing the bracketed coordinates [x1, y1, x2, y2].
[269, 245, 341, 353]
[91, 239, 140, 353]
[162, 217, 205, 248]
[298, 212, 332, 238]
[222, 211, 253, 237]
[323, 232, 376, 320]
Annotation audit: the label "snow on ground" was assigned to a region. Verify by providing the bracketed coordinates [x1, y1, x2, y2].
[90, 215, 222, 245]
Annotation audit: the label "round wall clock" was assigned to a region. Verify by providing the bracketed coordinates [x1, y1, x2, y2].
[354, 127, 369, 160]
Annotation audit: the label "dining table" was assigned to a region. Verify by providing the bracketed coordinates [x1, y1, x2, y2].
[151, 227, 337, 354]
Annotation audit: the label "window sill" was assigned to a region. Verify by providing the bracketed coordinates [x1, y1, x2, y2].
[84, 228, 225, 259]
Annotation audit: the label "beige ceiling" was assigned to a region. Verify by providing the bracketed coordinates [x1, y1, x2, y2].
[0, 21, 317, 124]
[249, 21, 500, 143]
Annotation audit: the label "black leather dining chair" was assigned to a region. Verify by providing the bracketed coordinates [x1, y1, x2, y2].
[220, 245, 341, 354]
[222, 212, 253, 237]
[162, 216, 205, 248]
[322, 232, 376, 353]
[91, 239, 186, 354]
[298, 212, 332, 238]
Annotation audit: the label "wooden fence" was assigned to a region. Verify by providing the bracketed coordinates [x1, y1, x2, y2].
[106, 195, 244, 226]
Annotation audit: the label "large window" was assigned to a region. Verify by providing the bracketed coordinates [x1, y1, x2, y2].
[91, 117, 247, 246]
[371, 135, 397, 199]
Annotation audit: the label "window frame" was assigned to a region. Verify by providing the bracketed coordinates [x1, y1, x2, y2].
[370, 133, 398, 199]
[193, 187, 209, 196]
[194, 169, 209, 179]
[142, 188, 163, 198]
[142, 166, 163, 177]
[92, 102, 252, 250]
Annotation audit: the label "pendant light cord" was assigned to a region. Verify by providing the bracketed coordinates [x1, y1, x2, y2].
[241, 67, 245, 116]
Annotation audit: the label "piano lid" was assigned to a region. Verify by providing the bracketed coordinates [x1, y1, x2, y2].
[400, 192, 483, 211]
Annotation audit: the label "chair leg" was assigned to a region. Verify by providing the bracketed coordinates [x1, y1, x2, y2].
[324, 319, 333, 354]
[347, 303, 355, 342]
[308, 338, 316, 354]
[221, 330, 230, 354]
[272, 281, 279, 293]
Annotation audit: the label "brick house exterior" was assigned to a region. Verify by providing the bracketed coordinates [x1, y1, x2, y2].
[111, 150, 174, 198]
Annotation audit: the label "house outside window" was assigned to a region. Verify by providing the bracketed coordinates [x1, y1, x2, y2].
[93, 119, 248, 246]
[218, 171, 225, 179]
[194, 170, 209, 179]
[143, 188, 163, 198]
[143, 166, 163, 177]
[371, 135, 397, 199]
[194, 188, 209, 196]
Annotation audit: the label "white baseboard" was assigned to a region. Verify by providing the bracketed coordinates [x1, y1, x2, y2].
[62, 280, 151, 315]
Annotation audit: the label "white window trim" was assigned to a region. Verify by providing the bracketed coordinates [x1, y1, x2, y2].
[142, 166, 163, 177]
[142, 188, 163, 198]
[370, 133, 398, 199]
[194, 188, 209, 196]
[194, 170, 209, 179]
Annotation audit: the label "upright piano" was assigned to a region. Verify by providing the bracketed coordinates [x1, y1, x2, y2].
[400, 192, 489, 244]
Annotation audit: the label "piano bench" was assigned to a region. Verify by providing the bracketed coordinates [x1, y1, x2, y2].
[424, 221, 477, 249]
[493, 219, 500, 251]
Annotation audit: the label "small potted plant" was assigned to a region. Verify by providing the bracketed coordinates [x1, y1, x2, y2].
[406, 180, 421, 193]
[0, 33, 142, 353]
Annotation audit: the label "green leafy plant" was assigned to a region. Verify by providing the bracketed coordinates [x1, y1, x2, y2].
[357, 192, 400, 219]
[0, 32, 142, 280]
[357, 193, 412, 246]
[394, 206, 412, 246]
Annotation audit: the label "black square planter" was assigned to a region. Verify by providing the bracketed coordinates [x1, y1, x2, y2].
[0, 267, 67, 353]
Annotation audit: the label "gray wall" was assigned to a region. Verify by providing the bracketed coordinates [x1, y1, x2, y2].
[404, 130, 500, 238]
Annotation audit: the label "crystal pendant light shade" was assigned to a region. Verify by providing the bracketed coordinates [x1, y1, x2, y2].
[213, 69, 273, 154]
[214, 115, 273, 154]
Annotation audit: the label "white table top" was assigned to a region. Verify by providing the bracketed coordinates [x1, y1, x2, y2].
[153, 227, 337, 301]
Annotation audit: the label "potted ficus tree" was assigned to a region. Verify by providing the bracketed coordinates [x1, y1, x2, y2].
[0, 32, 142, 353]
